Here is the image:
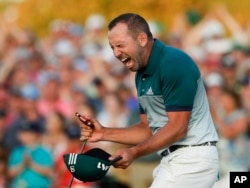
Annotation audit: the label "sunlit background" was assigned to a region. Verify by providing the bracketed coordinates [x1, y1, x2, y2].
[0, 0, 249, 36]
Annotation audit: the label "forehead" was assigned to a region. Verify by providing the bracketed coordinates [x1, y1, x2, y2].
[108, 23, 131, 42]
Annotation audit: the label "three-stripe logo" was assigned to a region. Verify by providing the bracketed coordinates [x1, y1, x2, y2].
[68, 153, 78, 172]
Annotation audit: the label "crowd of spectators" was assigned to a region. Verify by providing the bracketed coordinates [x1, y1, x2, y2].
[0, 4, 249, 188]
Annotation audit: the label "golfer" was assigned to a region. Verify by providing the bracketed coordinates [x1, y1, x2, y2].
[79, 13, 219, 188]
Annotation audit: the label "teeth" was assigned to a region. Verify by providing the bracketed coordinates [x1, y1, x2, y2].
[121, 57, 128, 62]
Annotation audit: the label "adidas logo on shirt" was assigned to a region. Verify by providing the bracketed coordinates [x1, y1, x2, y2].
[146, 87, 154, 95]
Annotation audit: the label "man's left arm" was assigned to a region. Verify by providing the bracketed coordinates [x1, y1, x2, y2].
[130, 110, 191, 159]
[110, 111, 191, 169]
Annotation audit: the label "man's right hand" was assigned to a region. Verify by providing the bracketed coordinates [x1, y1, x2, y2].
[76, 113, 104, 142]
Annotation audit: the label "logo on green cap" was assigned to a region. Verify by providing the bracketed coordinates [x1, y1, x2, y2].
[63, 148, 122, 182]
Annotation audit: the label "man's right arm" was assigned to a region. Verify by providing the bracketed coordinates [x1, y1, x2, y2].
[80, 114, 152, 145]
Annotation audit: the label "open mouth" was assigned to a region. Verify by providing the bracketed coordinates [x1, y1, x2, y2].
[121, 57, 131, 63]
[120, 57, 134, 69]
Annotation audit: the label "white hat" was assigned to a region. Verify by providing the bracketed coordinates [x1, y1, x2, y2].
[186, 46, 206, 62]
[204, 72, 224, 88]
[85, 14, 106, 31]
[203, 38, 233, 54]
[54, 39, 76, 58]
[201, 19, 225, 40]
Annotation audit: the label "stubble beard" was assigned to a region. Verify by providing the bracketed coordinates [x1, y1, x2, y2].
[132, 43, 145, 72]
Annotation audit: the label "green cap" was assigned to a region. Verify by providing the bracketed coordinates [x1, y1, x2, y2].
[63, 148, 122, 182]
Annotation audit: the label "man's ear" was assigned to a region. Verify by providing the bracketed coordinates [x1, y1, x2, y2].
[138, 33, 148, 47]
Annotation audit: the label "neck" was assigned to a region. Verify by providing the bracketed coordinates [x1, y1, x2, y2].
[142, 39, 154, 68]
[26, 142, 38, 149]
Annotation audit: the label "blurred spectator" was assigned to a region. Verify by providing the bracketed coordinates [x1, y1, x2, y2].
[87, 77, 108, 114]
[204, 72, 224, 109]
[41, 111, 68, 159]
[7, 120, 53, 188]
[116, 84, 140, 126]
[220, 54, 240, 92]
[235, 47, 250, 82]
[117, 84, 138, 113]
[3, 93, 45, 152]
[2, 88, 23, 127]
[8, 66, 31, 90]
[95, 91, 130, 185]
[212, 89, 249, 188]
[71, 56, 91, 88]
[0, 85, 8, 113]
[0, 35, 18, 84]
[37, 72, 75, 118]
[52, 123, 95, 188]
[0, 143, 9, 188]
[240, 76, 250, 135]
[58, 66, 75, 103]
[26, 52, 45, 85]
[82, 13, 107, 59]
[97, 91, 128, 129]
[211, 4, 250, 47]
[70, 84, 94, 111]
[0, 110, 7, 141]
[186, 47, 208, 77]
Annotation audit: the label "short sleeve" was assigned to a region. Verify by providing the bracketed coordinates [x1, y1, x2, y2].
[160, 49, 200, 112]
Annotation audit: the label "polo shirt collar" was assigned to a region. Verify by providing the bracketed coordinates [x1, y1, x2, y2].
[139, 39, 164, 76]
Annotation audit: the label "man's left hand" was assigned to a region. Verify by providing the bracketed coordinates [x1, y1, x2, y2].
[109, 148, 136, 169]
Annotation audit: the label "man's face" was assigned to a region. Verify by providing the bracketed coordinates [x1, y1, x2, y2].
[108, 23, 145, 72]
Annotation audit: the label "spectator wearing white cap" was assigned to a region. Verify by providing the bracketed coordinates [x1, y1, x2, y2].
[204, 72, 224, 105]
[220, 54, 240, 93]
